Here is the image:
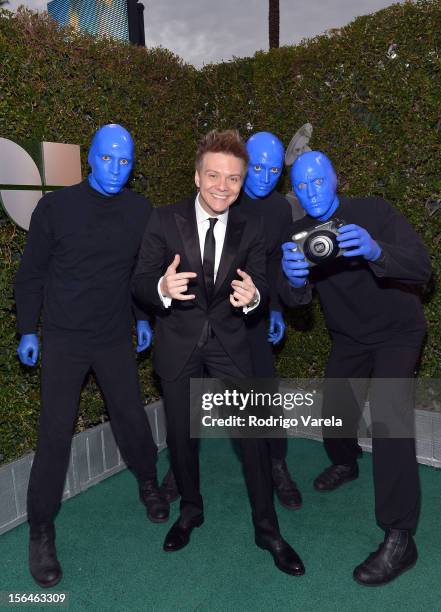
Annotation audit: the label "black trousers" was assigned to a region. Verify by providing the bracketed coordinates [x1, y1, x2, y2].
[27, 338, 158, 526]
[322, 337, 423, 531]
[160, 334, 280, 536]
[246, 316, 287, 461]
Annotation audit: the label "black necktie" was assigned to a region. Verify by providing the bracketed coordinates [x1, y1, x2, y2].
[203, 218, 217, 300]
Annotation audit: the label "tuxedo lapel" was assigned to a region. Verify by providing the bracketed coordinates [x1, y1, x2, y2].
[174, 199, 207, 306]
[214, 208, 246, 296]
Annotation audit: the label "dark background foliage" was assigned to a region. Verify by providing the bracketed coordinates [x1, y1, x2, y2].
[1, 0, 440, 463]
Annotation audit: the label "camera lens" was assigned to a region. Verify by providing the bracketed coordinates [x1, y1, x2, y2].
[304, 230, 339, 265]
[309, 235, 333, 257]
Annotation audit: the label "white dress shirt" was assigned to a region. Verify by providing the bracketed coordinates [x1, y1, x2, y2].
[158, 194, 260, 312]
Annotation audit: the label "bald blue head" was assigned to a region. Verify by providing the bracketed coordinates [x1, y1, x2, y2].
[88, 124, 134, 196]
[291, 150, 339, 219]
[244, 131, 284, 199]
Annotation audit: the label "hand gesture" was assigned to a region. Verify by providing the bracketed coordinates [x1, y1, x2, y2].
[160, 254, 197, 301]
[230, 269, 257, 308]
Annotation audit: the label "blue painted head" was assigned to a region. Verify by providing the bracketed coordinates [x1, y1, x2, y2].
[244, 132, 284, 199]
[291, 151, 339, 220]
[88, 124, 134, 196]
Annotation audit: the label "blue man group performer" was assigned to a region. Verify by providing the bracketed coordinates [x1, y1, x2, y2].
[240, 131, 302, 509]
[280, 151, 432, 586]
[15, 124, 168, 588]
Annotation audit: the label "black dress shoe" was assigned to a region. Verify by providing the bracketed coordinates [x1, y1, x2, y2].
[255, 532, 305, 576]
[271, 459, 302, 509]
[139, 478, 170, 523]
[159, 468, 180, 503]
[29, 524, 62, 588]
[353, 529, 417, 586]
[163, 515, 204, 552]
[313, 463, 358, 491]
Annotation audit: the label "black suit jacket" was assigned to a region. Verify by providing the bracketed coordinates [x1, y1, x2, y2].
[132, 196, 268, 381]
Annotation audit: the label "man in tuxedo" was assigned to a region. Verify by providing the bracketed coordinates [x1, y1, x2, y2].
[159, 132, 302, 509]
[133, 129, 304, 576]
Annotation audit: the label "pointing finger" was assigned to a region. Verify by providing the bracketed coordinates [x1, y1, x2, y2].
[236, 268, 251, 281]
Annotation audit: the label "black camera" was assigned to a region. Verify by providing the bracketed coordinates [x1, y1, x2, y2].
[291, 218, 346, 266]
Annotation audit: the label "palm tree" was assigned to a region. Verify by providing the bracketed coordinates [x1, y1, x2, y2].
[269, 0, 280, 49]
[0, 0, 10, 6]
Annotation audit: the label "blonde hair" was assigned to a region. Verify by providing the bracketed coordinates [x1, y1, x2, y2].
[195, 129, 249, 170]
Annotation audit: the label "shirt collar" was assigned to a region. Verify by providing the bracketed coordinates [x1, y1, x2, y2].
[195, 194, 229, 226]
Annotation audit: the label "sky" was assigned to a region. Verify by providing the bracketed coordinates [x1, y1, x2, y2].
[5, 0, 407, 67]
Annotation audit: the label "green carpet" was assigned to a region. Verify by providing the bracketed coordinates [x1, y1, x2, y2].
[1, 438, 440, 612]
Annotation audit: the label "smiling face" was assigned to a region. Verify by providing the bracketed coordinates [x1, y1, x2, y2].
[195, 152, 245, 215]
[88, 124, 134, 196]
[291, 151, 338, 219]
[244, 132, 284, 199]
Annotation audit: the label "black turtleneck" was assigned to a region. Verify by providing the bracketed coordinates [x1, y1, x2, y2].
[280, 196, 432, 344]
[15, 180, 152, 345]
[238, 190, 292, 311]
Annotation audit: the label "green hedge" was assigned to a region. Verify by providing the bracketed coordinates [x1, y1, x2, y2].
[1, 1, 440, 463]
[0, 8, 197, 462]
[197, 0, 441, 378]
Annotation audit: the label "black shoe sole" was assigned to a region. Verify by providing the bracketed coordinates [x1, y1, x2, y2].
[313, 473, 358, 492]
[275, 561, 305, 577]
[146, 512, 170, 524]
[255, 541, 305, 576]
[163, 517, 204, 552]
[353, 558, 417, 587]
[277, 496, 302, 510]
[163, 540, 190, 553]
[30, 571, 62, 589]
